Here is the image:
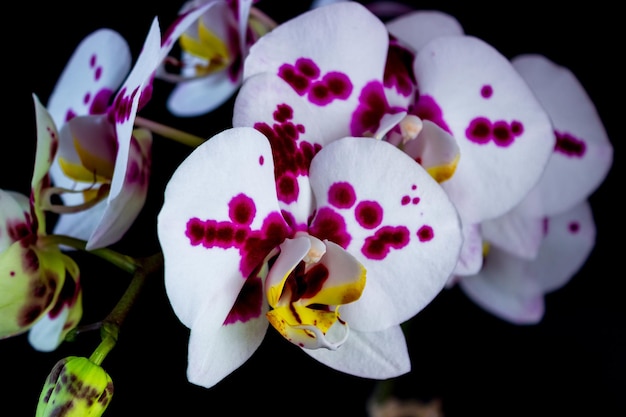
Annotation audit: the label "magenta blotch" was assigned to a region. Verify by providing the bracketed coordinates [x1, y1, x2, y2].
[466, 117, 524, 147]
[412, 95, 452, 135]
[481, 85, 493, 98]
[186, 198, 290, 278]
[361, 226, 410, 260]
[224, 275, 264, 324]
[351, 81, 404, 136]
[555, 130, 586, 158]
[328, 182, 356, 209]
[417, 225, 434, 242]
[309, 207, 352, 249]
[568, 221, 580, 233]
[254, 103, 320, 205]
[355, 201, 383, 229]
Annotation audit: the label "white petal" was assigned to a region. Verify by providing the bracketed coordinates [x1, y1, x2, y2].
[304, 325, 410, 379]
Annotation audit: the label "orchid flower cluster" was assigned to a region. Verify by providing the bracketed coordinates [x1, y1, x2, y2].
[1, 1, 613, 416]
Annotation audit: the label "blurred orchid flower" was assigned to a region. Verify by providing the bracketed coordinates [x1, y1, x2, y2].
[158, 0, 275, 116]
[46, 4, 213, 250]
[458, 55, 613, 323]
[0, 95, 82, 351]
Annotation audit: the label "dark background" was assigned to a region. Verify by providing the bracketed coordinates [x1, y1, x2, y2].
[2, 1, 623, 416]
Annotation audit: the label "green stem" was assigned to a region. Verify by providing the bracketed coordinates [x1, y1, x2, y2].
[104, 252, 163, 329]
[89, 333, 116, 366]
[134, 116, 206, 147]
[44, 234, 139, 274]
[89, 252, 164, 366]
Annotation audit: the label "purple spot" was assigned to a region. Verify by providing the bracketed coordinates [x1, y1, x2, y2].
[362, 226, 410, 260]
[328, 182, 356, 209]
[254, 103, 319, 205]
[401, 195, 410, 205]
[511, 121, 524, 136]
[481, 85, 493, 98]
[309, 207, 352, 249]
[411, 184, 417, 190]
[90, 54, 96, 67]
[324, 72, 352, 99]
[492, 120, 514, 147]
[83, 93, 91, 105]
[568, 221, 580, 233]
[277, 173, 299, 204]
[295, 58, 320, 79]
[417, 225, 434, 242]
[90, 88, 114, 115]
[412, 197, 420, 205]
[259, 155, 264, 165]
[95, 66, 102, 81]
[355, 201, 383, 229]
[224, 275, 263, 324]
[412, 95, 452, 134]
[466, 117, 492, 144]
[229, 194, 256, 225]
[555, 130, 586, 158]
[351, 81, 403, 136]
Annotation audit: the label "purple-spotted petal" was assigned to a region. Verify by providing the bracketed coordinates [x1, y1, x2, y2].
[241, 2, 391, 139]
[158, 127, 288, 330]
[308, 137, 462, 331]
[28, 254, 82, 352]
[414, 36, 554, 223]
[0, 190, 30, 251]
[46, 30, 131, 126]
[512, 54, 613, 216]
[0, 243, 65, 338]
[386, 10, 464, 51]
[304, 325, 410, 379]
[233, 74, 323, 224]
[531, 201, 596, 293]
[460, 201, 595, 324]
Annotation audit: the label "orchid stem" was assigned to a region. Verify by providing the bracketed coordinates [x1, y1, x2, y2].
[90, 252, 164, 366]
[134, 116, 206, 147]
[44, 234, 139, 274]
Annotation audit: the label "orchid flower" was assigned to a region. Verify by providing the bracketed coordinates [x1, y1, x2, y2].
[158, 125, 462, 388]
[236, 3, 554, 280]
[158, 0, 275, 117]
[458, 55, 613, 323]
[46, 4, 213, 250]
[1, 95, 82, 351]
[160, 6, 462, 386]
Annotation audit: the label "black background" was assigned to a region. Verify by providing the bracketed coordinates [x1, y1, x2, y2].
[2, 1, 623, 416]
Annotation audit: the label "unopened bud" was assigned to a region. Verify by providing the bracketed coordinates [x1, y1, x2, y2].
[36, 356, 113, 417]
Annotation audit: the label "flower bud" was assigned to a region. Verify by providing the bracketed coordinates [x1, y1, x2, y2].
[36, 356, 113, 417]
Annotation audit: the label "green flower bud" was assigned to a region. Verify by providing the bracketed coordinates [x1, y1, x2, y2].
[36, 356, 113, 417]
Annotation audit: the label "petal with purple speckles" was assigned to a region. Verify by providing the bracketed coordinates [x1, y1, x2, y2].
[512, 54, 614, 217]
[459, 201, 595, 324]
[308, 137, 462, 331]
[413, 36, 554, 224]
